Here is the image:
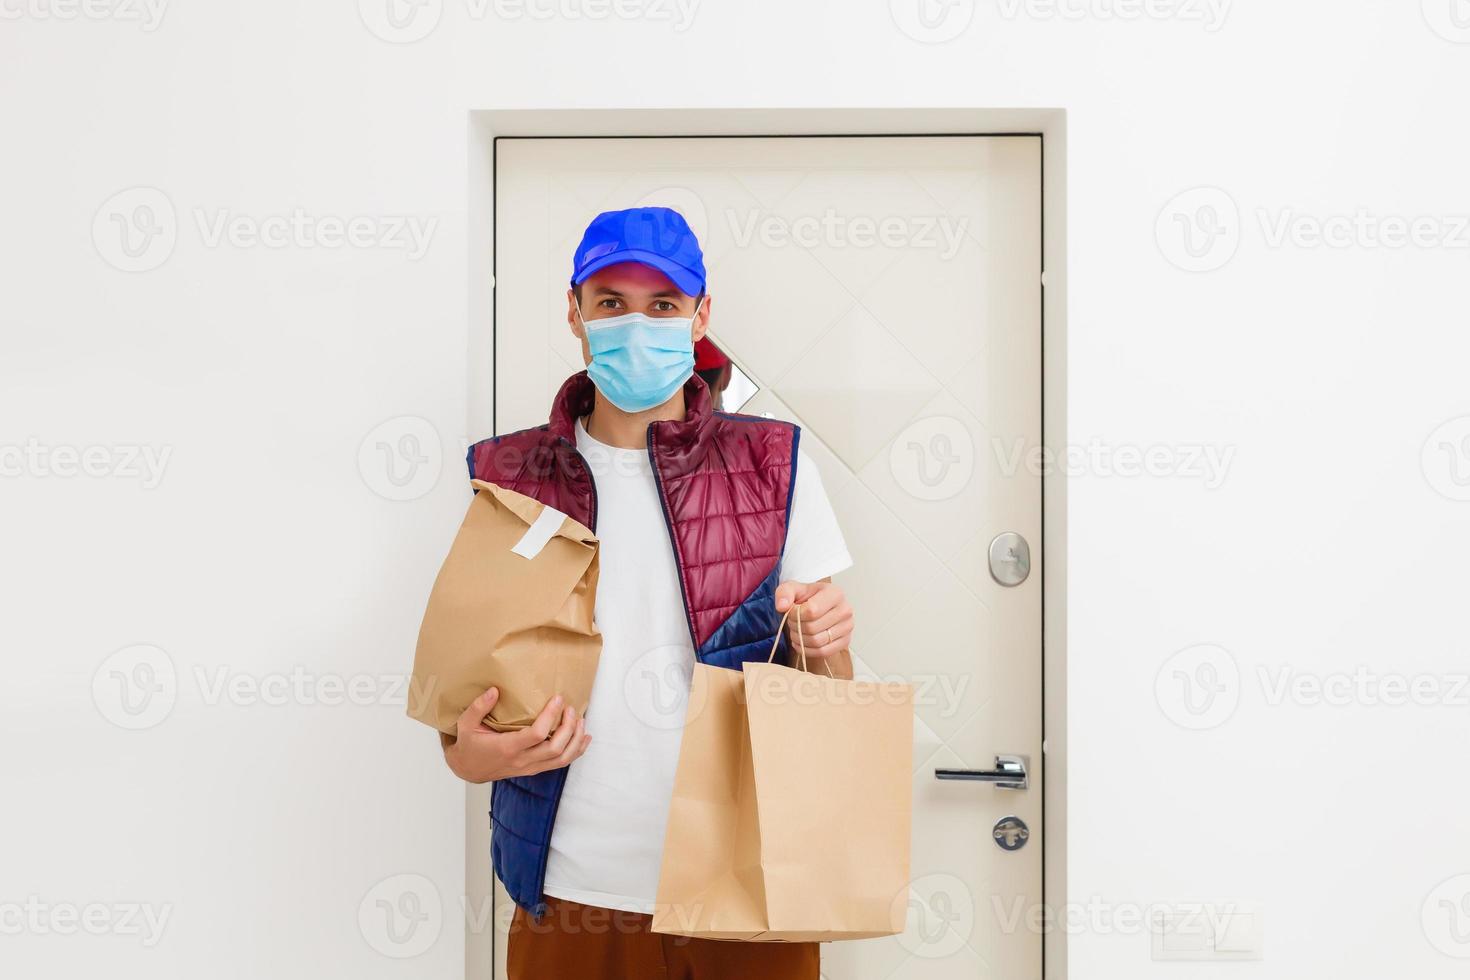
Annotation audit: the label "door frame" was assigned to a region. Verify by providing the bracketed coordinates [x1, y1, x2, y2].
[465, 107, 1069, 980]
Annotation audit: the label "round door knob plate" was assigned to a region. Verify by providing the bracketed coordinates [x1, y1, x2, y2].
[993, 815, 1030, 851]
[988, 532, 1031, 587]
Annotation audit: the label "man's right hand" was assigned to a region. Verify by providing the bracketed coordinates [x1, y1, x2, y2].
[441, 688, 591, 784]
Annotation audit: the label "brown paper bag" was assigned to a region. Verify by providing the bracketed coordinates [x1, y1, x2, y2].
[652, 608, 914, 942]
[406, 479, 600, 735]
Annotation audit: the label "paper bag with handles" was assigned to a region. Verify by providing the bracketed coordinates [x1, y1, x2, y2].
[652, 607, 914, 942]
[406, 479, 601, 735]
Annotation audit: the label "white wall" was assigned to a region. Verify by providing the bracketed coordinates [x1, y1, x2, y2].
[4, 2, 1468, 978]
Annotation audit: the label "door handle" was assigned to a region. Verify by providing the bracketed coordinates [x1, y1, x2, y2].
[934, 754, 1028, 790]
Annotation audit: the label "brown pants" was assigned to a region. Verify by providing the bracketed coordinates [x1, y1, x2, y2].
[507, 896, 820, 980]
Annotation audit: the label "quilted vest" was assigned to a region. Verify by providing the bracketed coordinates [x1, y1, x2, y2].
[465, 370, 801, 917]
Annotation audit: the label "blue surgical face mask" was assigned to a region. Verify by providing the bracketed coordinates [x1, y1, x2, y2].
[576, 298, 703, 414]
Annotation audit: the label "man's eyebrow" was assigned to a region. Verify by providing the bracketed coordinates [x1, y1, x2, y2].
[588, 286, 684, 299]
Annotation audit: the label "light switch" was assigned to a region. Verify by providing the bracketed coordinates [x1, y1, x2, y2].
[1213, 909, 1262, 955]
[1151, 902, 1262, 961]
[1158, 914, 1209, 952]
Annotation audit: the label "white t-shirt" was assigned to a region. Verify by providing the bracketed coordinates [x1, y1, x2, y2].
[540, 417, 852, 913]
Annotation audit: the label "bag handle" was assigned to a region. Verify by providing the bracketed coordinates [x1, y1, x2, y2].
[765, 603, 835, 678]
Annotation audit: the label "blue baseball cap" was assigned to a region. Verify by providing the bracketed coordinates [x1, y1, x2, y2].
[570, 206, 706, 298]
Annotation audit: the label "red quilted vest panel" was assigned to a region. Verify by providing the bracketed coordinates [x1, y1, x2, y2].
[467, 370, 797, 651]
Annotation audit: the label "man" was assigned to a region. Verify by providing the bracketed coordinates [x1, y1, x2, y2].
[441, 207, 855, 979]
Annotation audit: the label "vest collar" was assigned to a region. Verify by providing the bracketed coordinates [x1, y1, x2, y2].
[546, 370, 713, 446]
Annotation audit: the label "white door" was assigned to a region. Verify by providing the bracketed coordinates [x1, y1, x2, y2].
[487, 135, 1043, 980]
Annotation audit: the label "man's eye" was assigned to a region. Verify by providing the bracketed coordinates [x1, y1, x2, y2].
[653, 302, 674, 312]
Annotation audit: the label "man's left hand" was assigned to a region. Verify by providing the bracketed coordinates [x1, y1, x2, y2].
[774, 579, 854, 662]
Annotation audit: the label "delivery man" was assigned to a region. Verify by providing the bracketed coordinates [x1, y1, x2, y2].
[441, 206, 855, 979]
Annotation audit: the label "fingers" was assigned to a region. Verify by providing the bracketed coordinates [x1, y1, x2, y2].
[788, 608, 853, 660]
[456, 686, 500, 736]
[801, 624, 853, 659]
[522, 716, 592, 775]
[564, 731, 593, 766]
[795, 585, 841, 620]
[791, 597, 849, 635]
[504, 694, 567, 752]
[547, 711, 582, 757]
[452, 691, 593, 780]
[774, 580, 821, 612]
[531, 729, 592, 775]
[790, 626, 852, 658]
[525, 707, 582, 762]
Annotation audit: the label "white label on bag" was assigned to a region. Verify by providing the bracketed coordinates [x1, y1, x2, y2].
[510, 505, 567, 560]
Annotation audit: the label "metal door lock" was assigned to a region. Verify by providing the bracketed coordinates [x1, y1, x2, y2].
[992, 816, 1030, 851]
[988, 532, 1031, 587]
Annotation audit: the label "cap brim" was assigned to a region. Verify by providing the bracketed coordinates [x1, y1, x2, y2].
[571, 249, 704, 297]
